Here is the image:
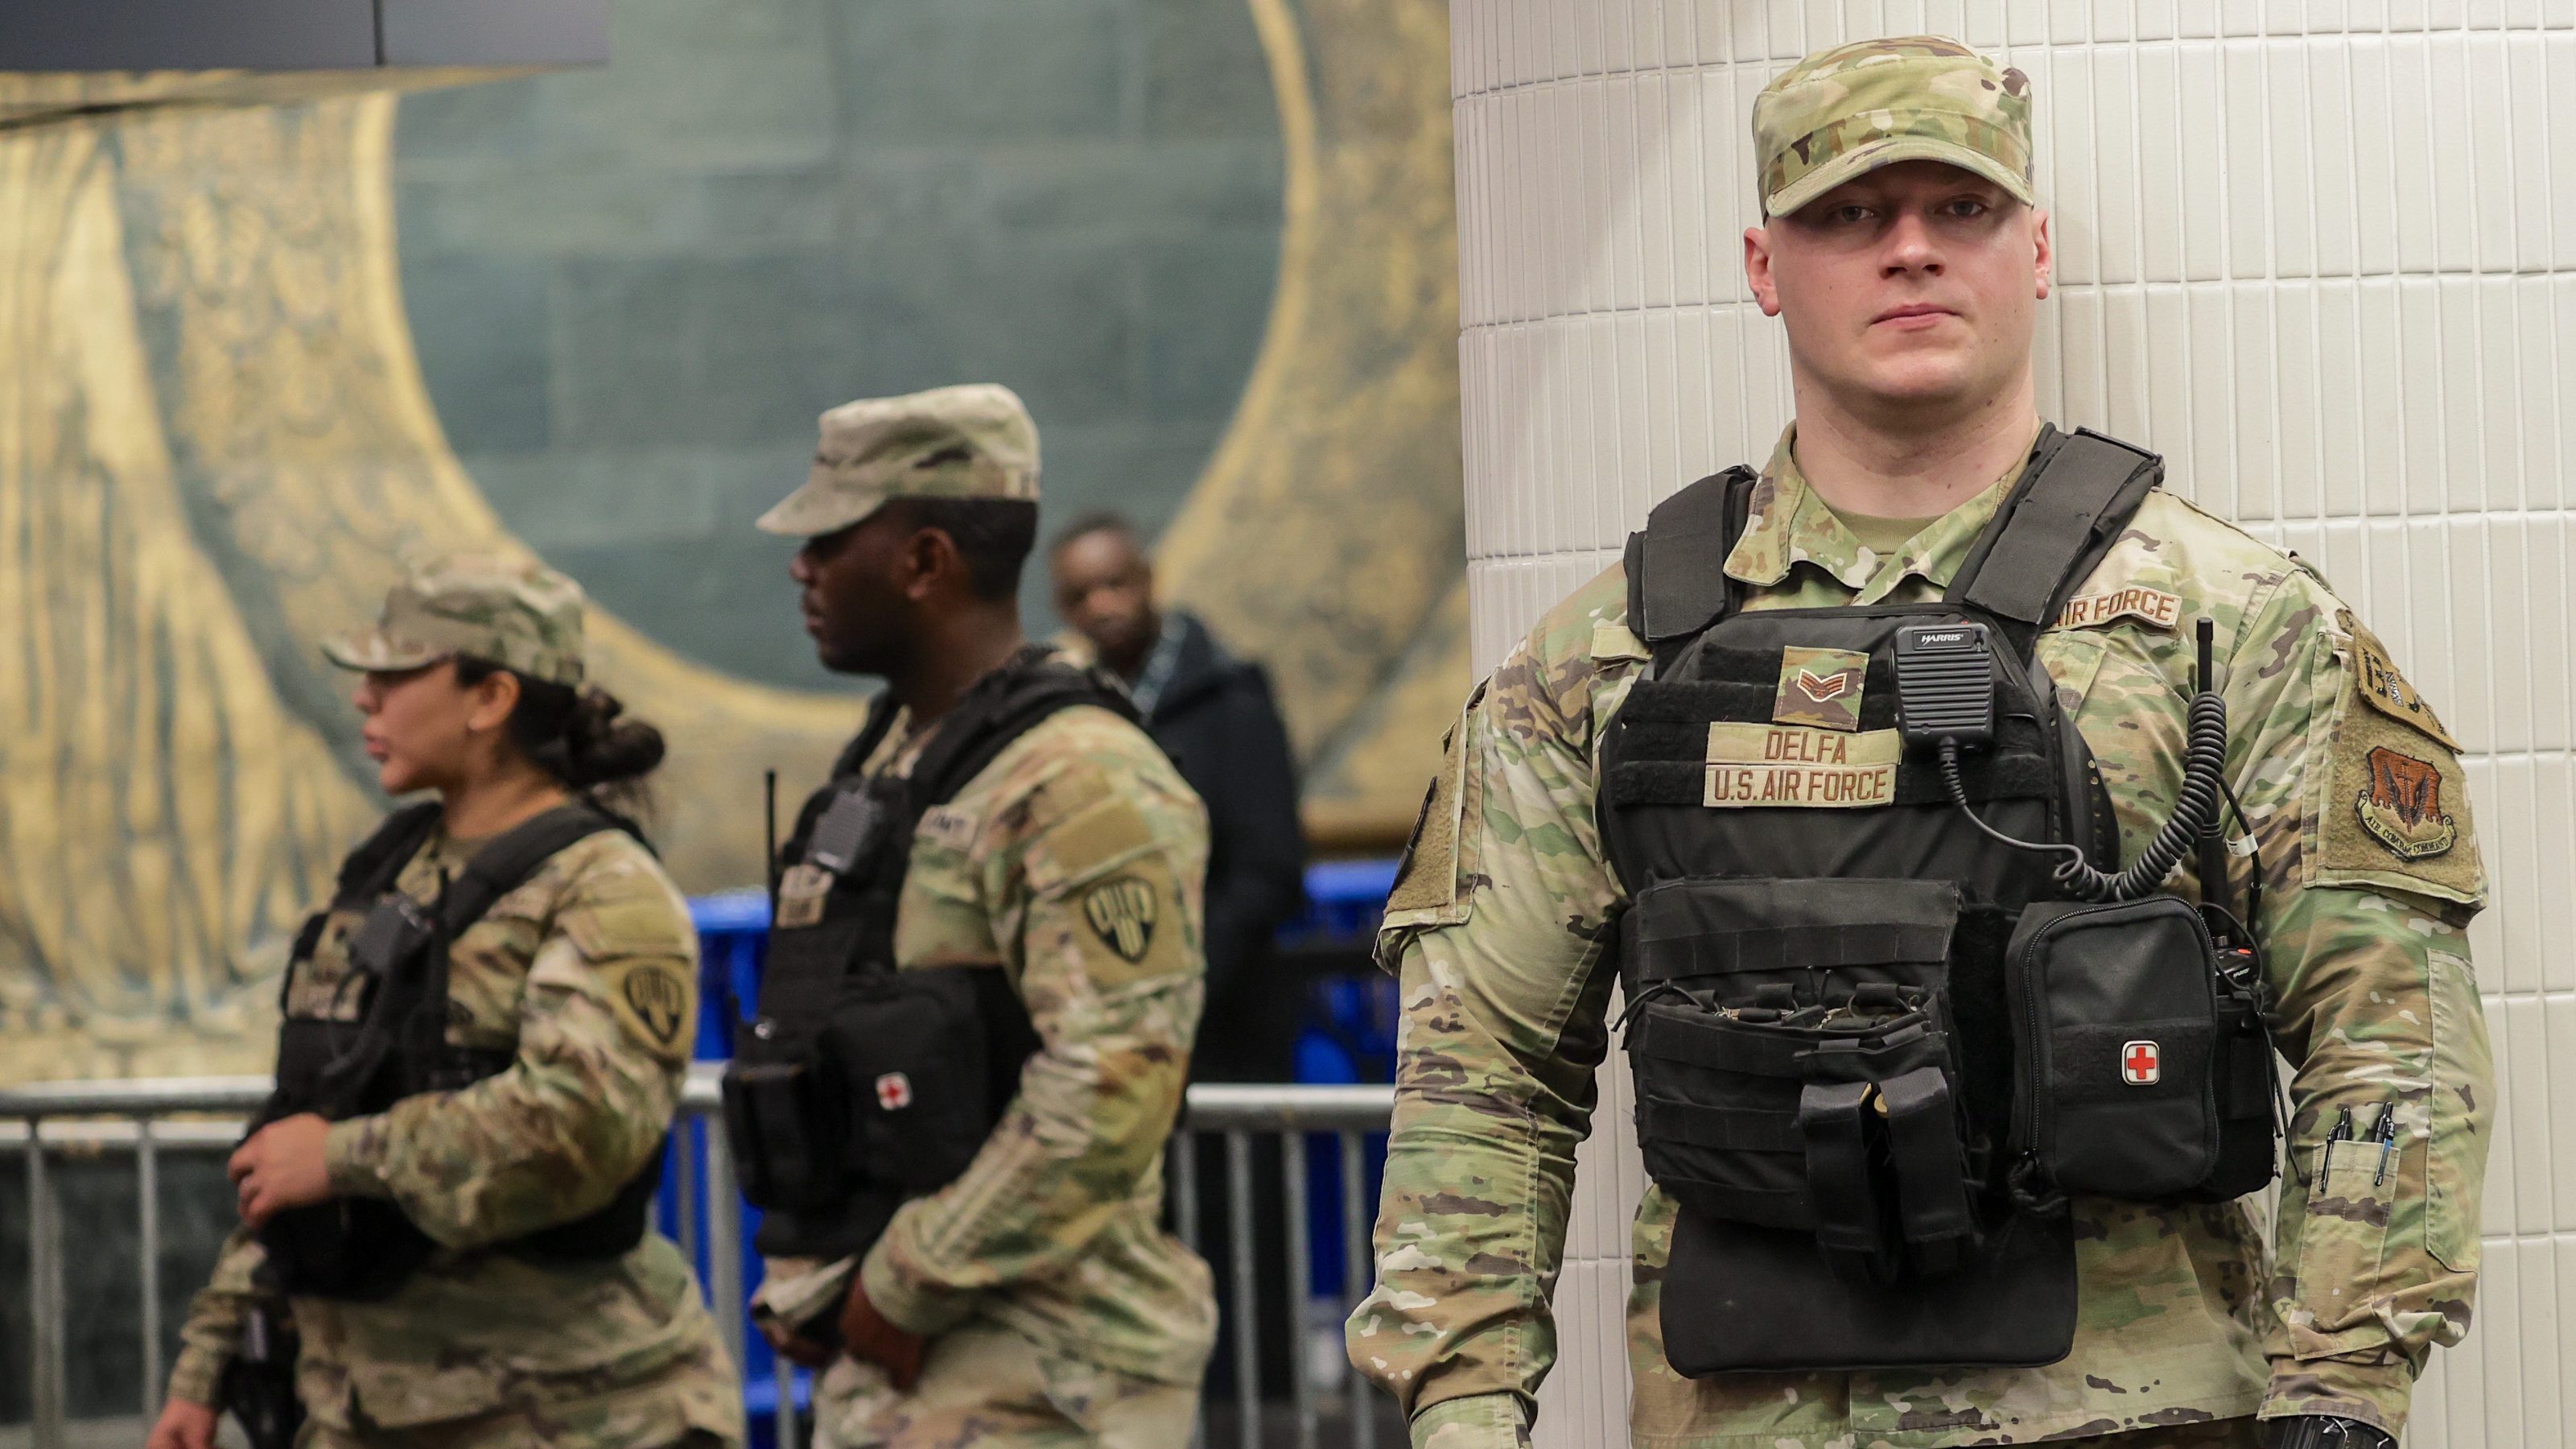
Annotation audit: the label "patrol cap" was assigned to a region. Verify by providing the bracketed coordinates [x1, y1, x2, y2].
[322, 552, 587, 686]
[1753, 36, 2035, 219]
[756, 382, 1041, 539]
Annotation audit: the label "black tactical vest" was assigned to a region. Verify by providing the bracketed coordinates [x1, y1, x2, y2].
[257, 801, 666, 1301]
[723, 648, 1136, 1261]
[1599, 427, 2170, 1375]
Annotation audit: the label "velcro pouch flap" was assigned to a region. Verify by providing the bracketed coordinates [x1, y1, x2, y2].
[1630, 877, 1960, 985]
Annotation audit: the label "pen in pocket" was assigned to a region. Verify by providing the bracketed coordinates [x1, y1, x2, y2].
[2370, 1103, 2400, 1187]
[2322, 1105, 2355, 1180]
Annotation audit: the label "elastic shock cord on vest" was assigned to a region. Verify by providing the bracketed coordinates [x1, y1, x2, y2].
[1937, 686, 2228, 902]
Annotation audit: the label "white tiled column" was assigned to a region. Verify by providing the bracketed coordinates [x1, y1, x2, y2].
[1449, 6, 2576, 1447]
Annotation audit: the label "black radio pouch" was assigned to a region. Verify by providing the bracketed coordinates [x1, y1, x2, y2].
[2005, 896, 2275, 1202]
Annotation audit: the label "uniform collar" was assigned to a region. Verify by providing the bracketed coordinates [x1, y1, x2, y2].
[1721, 423, 2038, 605]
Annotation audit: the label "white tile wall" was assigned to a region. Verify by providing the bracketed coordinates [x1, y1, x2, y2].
[1449, 6, 2576, 1446]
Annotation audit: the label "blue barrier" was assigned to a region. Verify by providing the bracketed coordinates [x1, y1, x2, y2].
[1272, 859, 1398, 1308]
[669, 888, 806, 1443]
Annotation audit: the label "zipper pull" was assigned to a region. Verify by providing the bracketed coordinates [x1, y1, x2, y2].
[2370, 1103, 2400, 1187]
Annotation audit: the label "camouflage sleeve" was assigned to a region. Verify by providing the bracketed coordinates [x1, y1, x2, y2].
[2225, 574, 2492, 1440]
[1345, 574, 1631, 1445]
[857, 743, 1209, 1335]
[167, 1225, 264, 1406]
[323, 843, 699, 1247]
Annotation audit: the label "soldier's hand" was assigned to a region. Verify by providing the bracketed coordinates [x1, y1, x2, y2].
[757, 1315, 834, 1371]
[838, 1278, 926, 1391]
[229, 1114, 334, 1228]
[145, 1397, 218, 1449]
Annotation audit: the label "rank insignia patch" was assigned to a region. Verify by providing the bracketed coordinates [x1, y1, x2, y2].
[2357, 746, 2458, 861]
[1774, 646, 1869, 731]
[1082, 875, 1160, 964]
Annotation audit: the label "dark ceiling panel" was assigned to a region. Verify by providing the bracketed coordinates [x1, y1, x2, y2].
[381, 0, 610, 68]
[0, 0, 608, 75]
[0, 0, 377, 72]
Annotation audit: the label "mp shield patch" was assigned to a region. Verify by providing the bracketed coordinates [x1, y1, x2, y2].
[1082, 875, 1160, 964]
[607, 960, 692, 1056]
[1773, 646, 1869, 731]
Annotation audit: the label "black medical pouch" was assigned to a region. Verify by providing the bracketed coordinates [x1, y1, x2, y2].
[818, 964, 1037, 1194]
[724, 965, 1035, 1211]
[2005, 896, 2274, 1202]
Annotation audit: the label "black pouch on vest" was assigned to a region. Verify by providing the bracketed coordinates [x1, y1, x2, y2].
[2005, 896, 2228, 1200]
[2193, 942, 2281, 1203]
[1663, 1203, 2076, 1377]
[254, 1017, 440, 1302]
[721, 1058, 851, 1212]
[820, 965, 1013, 1194]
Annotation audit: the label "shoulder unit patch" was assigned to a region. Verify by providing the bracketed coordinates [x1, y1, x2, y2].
[2348, 617, 2460, 749]
[1081, 874, 1160, 964]
[2355, 746, 2459, 861]
[2316, 613, 2483, 903]
[603, 959, 694, 1061]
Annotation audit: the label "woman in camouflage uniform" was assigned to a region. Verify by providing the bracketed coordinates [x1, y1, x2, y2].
[147, 555, 744, 1449]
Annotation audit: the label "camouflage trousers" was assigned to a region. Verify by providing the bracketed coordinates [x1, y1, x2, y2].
[1638, 1417, 2264, 1449]
[814, 1319, 1198, 1449]
[295, 1336, 747, 1449]
[2052, 1422, 2260, 1447]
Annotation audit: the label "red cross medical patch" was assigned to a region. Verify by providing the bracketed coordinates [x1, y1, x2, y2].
[875, 1071, 914, 1112]
[2121, 1040, 2162, 1087]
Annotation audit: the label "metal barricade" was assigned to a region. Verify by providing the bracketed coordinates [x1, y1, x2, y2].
[0, 1074, 1393, 1449]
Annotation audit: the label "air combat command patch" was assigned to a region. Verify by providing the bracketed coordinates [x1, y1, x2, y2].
[2318, 613, 2483, 903]
[2356, 745, 2458, 861]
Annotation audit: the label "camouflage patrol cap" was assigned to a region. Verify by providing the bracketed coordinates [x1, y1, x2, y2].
[321, 552, 587, 686]
[756, 382, 1041, 539]
[1754, 35, 2035, 219]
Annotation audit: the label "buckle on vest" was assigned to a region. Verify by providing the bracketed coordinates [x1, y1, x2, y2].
[348, 898, 435, 978]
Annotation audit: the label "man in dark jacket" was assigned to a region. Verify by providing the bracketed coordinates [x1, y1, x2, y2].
[1049, 513, 1308, 1000]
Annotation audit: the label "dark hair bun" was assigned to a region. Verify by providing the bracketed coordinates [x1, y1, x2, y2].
[550, 687, 666, 788]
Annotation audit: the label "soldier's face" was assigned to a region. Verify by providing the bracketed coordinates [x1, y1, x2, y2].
[1050, 529, 1157, 665]
[352, 661, 509, 796]
[789, 511, 916, 676]
[1745, 161, 2051, 423]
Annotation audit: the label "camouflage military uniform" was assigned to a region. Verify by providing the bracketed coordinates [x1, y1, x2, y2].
[171, 825, 746, 1448]
[1350, 428, 2492, 1447]
[750, 691, 1217, 1449]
